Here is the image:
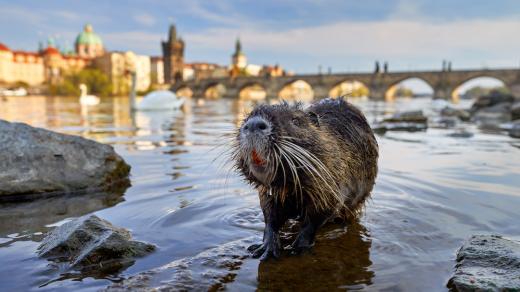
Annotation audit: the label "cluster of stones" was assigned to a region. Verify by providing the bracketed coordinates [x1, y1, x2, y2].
[0, 119, 155, 277]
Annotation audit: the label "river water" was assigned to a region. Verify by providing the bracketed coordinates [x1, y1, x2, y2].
[0, 95, 519, 291]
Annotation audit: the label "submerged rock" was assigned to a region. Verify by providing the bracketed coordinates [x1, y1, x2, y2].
[432, 116, 458, 128]
[470, 92, 516, 127]
[512, 101, 520, 121]
[471, 102, 512, 127]
[375, 110, 428, 132]
[509, 121, 520, 138]
[447, 235, 520, 291]
[470, 91, 514, 113]
[383, 110, 428, 123]
[447, 129, 474, 138]
[0, 119, 130, 200]
[104, 236, 258, 291]
[38, 215, 155, 275]
[440, 107, 471, 122]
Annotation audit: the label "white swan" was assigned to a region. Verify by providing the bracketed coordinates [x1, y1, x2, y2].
[79, 84, 100, 106]
[134, 90, 184, 111]
[129, 72, 184, 111]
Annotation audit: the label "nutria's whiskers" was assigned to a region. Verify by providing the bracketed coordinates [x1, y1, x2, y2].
[278, 140, 343, 212]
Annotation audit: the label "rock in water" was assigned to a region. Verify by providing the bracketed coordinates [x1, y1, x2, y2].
[512, 101, 520, 121]
[509, 121, 520, 138]
[383, 110, 428, 123]
[0, 119, 130, 199]
[38, 215, 155, 274]
[440, 107, 471, 121]
[374, 110, 428, 132]
[470, 91, 514, 112]
[105, 236, 259, 291]
[471, 102, 512, 126]
[447, 235, 520, 291]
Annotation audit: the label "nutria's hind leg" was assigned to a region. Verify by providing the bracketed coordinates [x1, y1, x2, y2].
[289, 212, 329, 254]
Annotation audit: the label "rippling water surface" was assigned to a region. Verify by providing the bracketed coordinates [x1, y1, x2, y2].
[0, 96, 519, 291]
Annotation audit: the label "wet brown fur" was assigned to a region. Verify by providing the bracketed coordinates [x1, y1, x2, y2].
[232, 98, 378, 259]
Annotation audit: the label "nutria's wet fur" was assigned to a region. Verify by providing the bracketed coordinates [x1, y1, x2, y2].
[233, 98, 378, 260]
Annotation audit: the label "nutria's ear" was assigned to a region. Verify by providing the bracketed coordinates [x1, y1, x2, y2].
[307, 111, 320, 127]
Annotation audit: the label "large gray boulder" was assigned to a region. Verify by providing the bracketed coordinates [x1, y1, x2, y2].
[0, 119, 130, 199]
[38, 215, 155, 274]
[447, 235, 520, 291]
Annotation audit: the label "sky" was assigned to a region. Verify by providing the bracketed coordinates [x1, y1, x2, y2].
[1, 0, 519, 91]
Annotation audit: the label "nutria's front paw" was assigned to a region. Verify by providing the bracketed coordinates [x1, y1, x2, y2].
[248, 240, 280, 261]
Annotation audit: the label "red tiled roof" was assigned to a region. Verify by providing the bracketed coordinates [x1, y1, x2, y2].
[0, 43, 10, 51]
[43, 47, 60, 55]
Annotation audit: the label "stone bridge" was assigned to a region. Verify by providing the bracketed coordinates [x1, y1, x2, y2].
[171, 68, 520, 100]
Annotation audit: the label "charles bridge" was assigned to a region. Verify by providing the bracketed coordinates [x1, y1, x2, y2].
[171, 68, 520, 100]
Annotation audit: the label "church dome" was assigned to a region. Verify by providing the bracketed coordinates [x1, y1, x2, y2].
[75, 24, 103, 46]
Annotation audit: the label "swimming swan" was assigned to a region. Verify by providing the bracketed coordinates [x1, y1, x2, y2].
[129, 72, 184, 111]
[79, 84, 100, 106]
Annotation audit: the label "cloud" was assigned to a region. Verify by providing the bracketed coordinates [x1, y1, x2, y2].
[102, 31, 163, 55]
[0, 6, 45, 26]
[51, 10, 81, 21]
[389, 0, 422, 20]
[134, 13, 156, 27]
[177, 0, 252, 27]
[185, 18, 520, 64]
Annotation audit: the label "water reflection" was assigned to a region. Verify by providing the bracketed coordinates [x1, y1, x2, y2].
[0, 187, 126, 246]
[257, 220, 373, 291]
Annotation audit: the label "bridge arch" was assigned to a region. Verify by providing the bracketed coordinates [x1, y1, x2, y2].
[278, 79, 314, 102]
[384, 77, 435, 101]
[204, 82, 227, 99]
[175, 86, 193, 98]
[238, 83, 267, 101]
[329, 80, 370, 98]
[451, 75, 510, 100]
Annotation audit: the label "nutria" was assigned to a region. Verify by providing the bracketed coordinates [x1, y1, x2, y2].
[232, 98, 378, 260]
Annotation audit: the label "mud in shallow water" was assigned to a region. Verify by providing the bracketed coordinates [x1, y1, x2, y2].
[0, 96, 519, 291]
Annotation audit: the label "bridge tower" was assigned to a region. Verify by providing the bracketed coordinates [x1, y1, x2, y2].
[162, 24, 184, 84]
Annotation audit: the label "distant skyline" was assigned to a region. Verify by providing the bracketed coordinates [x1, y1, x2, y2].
[1, 0, 519, 91]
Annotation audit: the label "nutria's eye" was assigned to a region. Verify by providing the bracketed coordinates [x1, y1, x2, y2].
[291, 118, 301, 126]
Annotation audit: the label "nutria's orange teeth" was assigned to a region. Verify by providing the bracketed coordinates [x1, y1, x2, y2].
[251, 149, 265, 166]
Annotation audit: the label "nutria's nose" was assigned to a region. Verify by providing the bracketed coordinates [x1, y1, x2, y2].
[243, 117, 270, 134]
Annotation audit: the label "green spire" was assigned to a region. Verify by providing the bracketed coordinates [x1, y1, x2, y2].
[47, 37, 56, 48]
